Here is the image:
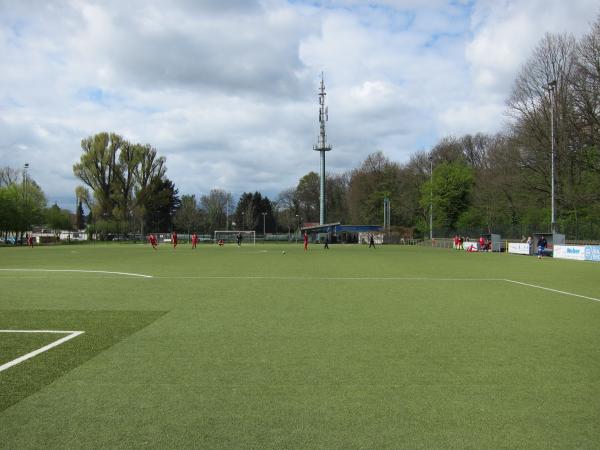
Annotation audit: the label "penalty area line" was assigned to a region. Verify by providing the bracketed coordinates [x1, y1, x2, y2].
[0, 330, 85, 373]
[0, 269, 153, 278]
[504, 279, 600, 303]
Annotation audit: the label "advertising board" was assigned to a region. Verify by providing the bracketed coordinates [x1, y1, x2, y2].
[508, 242, 530, 255]
[584, 245, 600, 262]
[553, 245, 586, 261]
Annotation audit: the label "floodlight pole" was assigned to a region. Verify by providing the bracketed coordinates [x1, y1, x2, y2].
[429, 156, 433, 243]
[242, 212, 245, 231]
[23, 163, 29, 205]
[295, 214, 299, 243]
[262, 212, 267, 236]
[383, 197, 391, 237]
[547, 80, 557, 234]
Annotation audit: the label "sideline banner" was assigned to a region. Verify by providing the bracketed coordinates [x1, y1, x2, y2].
[553, 245, 586, 261]
[584, 245, 600, 262]
[508, 243, 530, 255]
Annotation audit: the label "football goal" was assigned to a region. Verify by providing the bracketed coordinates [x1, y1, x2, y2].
[214, 230, 256, 245]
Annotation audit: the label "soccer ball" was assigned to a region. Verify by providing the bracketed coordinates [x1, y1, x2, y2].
[282, 250, 286, 255]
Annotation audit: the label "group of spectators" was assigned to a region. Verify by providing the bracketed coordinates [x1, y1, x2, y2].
[524, 235, 548, 259]
[453, 235, 492, 252]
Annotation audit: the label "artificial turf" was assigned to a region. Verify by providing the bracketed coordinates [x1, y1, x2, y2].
[0, 310, 167, 412]
[0, 242, 599, 448]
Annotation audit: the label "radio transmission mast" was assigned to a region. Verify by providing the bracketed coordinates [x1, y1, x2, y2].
[313, 73, 332, 225]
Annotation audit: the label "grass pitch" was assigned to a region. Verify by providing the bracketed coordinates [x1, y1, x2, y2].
[1, 242, 599, 448]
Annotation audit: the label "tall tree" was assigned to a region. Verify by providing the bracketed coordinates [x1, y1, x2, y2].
[113, 141, 141, 222]
[234, 192, 255, 231]
[45, 203, 72, 236]
[233, 192, 275, 233]
[73, 132, 124, 218]
[174, 194, 201, 235]
[296, 172, 320, 223]
[200, 189, 232, 233]
[420, 162, 474, 233]
[573, 16, 600, 157]
[76, 200, 86, 230]
[133, 144, 166, 236]
[326, 172, 349, 224]
[0, 166, 20, 187]
[507, 33, 578, 230]
[347, 152, 402, 225]
[275, 187, 299, 234]
[144, 177, 180, 232]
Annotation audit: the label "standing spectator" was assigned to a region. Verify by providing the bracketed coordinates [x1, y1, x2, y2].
[236, 232, 242, 247]
[323, 235, 329, 250]
[369, 234, 376, 249]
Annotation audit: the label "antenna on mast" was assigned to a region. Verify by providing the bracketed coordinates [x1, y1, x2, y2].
[313, 72, 332, 225]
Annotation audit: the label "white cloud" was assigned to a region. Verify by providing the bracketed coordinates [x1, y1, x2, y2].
[0, 0, 598, 208]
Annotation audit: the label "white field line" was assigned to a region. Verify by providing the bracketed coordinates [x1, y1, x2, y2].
[0, 276, 150, 279]
[0, 272, 596, 303]
[0, 330, 85, 373]
[0, 269, 152, 278]
[153, 276, 505, 281]
[504, 279, 600, 303]
[152, 275, 600, 304]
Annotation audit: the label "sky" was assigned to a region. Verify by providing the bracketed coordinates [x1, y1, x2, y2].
[1, 0, 598, 210]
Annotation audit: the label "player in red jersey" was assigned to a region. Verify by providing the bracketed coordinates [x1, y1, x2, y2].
[171, 231, 178, 249]
[148, 234, 158, 250]
[191, 233, 198, 249]
[303, 231, 308, 251]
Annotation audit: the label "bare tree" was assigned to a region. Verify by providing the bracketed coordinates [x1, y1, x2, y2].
[0, 166, 21, 187]
[200, 189, 232, 233]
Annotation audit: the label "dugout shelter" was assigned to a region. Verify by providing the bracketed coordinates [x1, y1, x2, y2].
[301, 222, 384, 244]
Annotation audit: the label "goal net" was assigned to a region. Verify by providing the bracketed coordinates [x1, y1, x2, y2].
[214, 230, 256, 245]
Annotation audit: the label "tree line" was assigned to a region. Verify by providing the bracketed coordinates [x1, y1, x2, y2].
[0, 167, 77, 241]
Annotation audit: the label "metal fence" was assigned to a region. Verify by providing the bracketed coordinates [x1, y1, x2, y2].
[435, 221, 600, 242]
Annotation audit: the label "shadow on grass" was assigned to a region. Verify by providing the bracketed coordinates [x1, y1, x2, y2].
[0, 310, 167, 412]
